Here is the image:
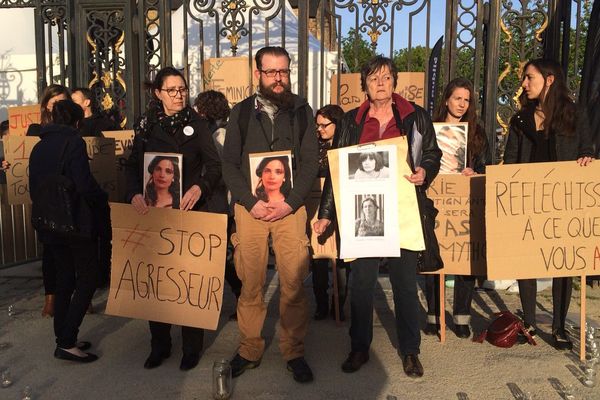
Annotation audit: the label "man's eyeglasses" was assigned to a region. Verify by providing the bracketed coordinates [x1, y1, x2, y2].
[160, 87, 188, 98]
[316, 122, 333, 130]
[259, 69, 291, 78]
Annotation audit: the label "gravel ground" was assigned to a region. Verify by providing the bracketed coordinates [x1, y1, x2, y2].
[1, 261, 599, 400]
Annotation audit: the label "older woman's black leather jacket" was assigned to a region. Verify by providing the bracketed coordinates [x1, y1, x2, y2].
[318, 99, 442, 221]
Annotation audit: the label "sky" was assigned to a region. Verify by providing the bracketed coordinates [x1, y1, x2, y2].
[336, 0, 448, 55]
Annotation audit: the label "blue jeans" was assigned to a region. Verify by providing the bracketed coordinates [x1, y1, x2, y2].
[349, 251, 420, 355]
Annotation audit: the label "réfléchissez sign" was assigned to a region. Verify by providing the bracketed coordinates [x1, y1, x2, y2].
[486, 161, 600, 279]
[3, 136, 118, 204]
[426, 174, 486, 275]
[105, 203, 228, 330]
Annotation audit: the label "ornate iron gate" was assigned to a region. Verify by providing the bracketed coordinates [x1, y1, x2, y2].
[0, 0, 593, 266]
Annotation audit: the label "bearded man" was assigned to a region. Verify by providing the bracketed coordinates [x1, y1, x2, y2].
[222, 46, 318, 383]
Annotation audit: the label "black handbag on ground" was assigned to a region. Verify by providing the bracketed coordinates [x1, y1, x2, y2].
[31, 139, 93, 240]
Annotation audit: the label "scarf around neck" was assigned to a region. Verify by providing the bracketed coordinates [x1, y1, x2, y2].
[136, 100, 194, 137]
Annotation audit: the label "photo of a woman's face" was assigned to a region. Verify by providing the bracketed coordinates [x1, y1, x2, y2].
[152, 159, 175, 190]
[261, 159, 285, 193]
[362, 155, 376, 173]
[363, 200, 376, 220]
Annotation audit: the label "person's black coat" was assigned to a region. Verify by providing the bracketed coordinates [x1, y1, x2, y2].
[504, 105, 595, 164]
[318, 96, 442, 221]
[79, 114, 120, 137]
[125, 109, 221, 210]
[29, 124, 108, 244]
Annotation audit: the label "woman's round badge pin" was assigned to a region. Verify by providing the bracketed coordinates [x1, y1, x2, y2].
[183, 126, 194, 136]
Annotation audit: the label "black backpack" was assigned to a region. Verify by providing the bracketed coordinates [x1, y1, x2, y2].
[31, 139, 93, 240]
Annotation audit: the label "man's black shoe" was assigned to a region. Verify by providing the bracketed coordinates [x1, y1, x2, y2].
[401, 354, 424, 378]
[286, 356, 314, 383]
[180, 353, 200, 371]
[455, 324, 471, 339]
[231, 353, 261, 378]
[553, 329, 573, 351]
[143, 350, 171, 369]
[423, 323, 439, 336]
[341, 351, 369, 373]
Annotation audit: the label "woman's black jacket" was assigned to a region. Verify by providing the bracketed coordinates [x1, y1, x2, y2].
[125, 110, 221, 211]
[29, 124, 108, 244]
[318, 101, 442, 221]
[504, 105, 595, 164]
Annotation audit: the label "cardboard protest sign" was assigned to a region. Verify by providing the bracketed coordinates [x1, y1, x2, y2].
[3, 136, 39, 204]
[427, 174, 486, 275]
[203, 57, 258, 106]
[327, 136, 424, 254]
[102, 130, 135, 202]
[330, 72, 425, 112]
[3, 136, 117, 204]
[84, 137, 118, 201]
[305, 178, 337, 259]
[106, 203, 228, 330]
[486, 162, 600, 279]
[7, 105, 41, 136]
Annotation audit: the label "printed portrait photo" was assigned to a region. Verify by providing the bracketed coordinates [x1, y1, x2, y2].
[354, 194, 385, 237]
[249, 150, 293, 203]
[143, 152, 183, 209]
[348, 150, 390, 180]
[434, 122, 468, 174]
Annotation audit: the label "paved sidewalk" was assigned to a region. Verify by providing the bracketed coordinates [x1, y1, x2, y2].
[0, 261, 599, 400]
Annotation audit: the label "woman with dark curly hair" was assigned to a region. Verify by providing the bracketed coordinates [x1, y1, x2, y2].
[144, 155, 181, 209]
[254, 155, 291, 202]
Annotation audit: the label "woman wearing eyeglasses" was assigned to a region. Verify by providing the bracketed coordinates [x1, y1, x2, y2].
[312, 104, 349, 321]
[125, 66, 221, 371]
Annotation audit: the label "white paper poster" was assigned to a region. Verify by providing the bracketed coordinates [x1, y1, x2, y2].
[338, 145, 400, 258]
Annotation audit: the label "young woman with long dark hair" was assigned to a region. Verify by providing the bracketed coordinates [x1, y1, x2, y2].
[504, 59, 594, 350]
[424, 77, 490, 339]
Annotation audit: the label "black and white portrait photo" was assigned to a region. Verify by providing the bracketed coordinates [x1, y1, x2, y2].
[354, 194, 385, 237]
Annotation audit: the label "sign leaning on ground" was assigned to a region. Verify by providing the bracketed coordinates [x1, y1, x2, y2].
[486, 161, 600, 280]
[330, 72, 425, 112]
[427, 174, 486, 276]
[105, 203, 228, 330]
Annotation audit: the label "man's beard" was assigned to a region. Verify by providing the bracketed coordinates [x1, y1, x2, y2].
[259, 79, 295, 110]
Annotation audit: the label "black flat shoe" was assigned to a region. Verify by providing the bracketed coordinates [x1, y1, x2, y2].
[313, 308, 328, 320]
[401, 354, 423, 378]
[77, 341, 92, 351]
[454, 325, 471, 339]
[180, 354, 200, 371]
[341, 351, 369, 373]
[423, 323, 439, 336]
[144, 350, 171, 369]
[54, 347, 98, 363]
[553, 329, 573, 351]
